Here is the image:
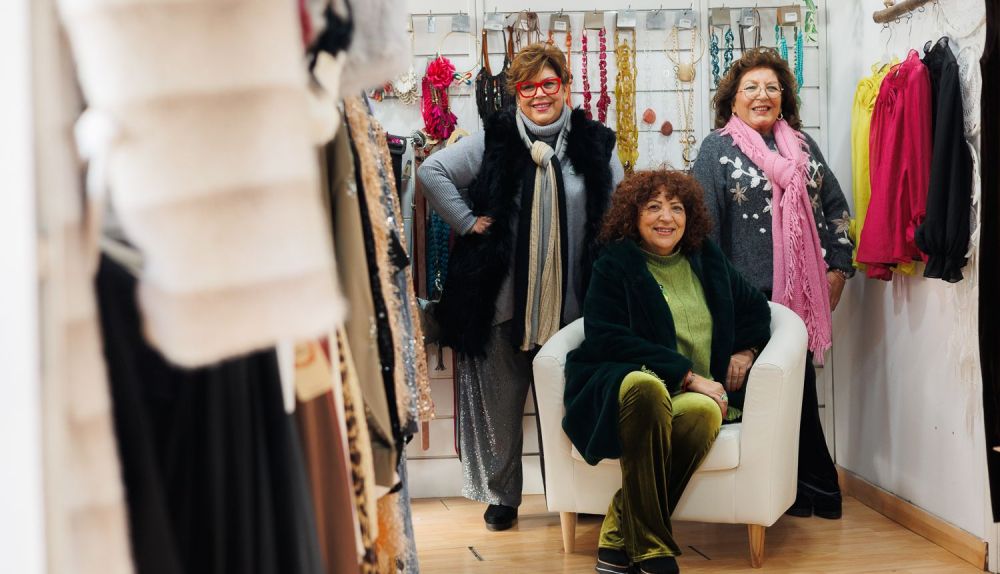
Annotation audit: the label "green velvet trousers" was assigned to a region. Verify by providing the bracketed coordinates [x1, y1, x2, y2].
[598, 371, 722, 561]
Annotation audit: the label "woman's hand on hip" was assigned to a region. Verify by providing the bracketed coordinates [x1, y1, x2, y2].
[827, 270, 846, 312]
[726, 350, 755, 392]
[687, 374, 727, 419]
[470, 215, 494, 234]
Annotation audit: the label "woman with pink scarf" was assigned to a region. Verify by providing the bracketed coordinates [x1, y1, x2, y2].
[692, 48, 853, 520]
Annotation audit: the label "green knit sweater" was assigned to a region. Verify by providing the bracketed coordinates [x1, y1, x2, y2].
[642, 249, 714, 379]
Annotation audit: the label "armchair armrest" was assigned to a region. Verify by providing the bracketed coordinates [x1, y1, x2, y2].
[533, 318, 585, 511]
[733, 302, 808, 525]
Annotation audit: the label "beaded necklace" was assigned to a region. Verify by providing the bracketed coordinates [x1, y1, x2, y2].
[596, 28, 611, 124]
[723, 27, 735, 76]
[614, 29, 638, 172]
[581, 31, 593, 119]
[710, 29, 720, 88]
[794, 26, 804, 94]
[775, 25, 805, 95]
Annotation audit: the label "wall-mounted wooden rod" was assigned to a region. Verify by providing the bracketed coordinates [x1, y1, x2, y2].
[873, 0, 935, 24]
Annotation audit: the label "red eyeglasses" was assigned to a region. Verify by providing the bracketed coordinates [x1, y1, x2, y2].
[515, 77, 563, 98]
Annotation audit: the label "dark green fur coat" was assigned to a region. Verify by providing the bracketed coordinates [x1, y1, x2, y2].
[562, 238, 771, 465]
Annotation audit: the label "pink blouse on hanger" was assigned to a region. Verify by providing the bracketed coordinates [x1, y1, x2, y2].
[856, 49, 932, 280]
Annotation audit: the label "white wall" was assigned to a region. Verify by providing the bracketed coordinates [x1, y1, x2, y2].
[825, 0, 994, 562]
[0, 0, 45, 572]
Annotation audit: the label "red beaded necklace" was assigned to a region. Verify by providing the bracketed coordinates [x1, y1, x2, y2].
[596, 27, 611, 124]
[580, 31, 592, 120]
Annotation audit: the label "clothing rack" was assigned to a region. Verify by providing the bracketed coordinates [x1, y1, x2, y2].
[873, 0, 935, 24]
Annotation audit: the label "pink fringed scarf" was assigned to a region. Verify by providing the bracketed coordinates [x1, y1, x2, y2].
[721, 115, 832, 362]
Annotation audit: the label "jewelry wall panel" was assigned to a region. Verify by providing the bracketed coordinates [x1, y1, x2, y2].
[374, 0, 830, 171]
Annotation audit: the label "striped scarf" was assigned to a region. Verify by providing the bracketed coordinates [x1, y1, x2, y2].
[516, 110, 569, 350]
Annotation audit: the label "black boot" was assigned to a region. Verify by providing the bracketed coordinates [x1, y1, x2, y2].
[785, 488, 812, 517]
[812, 491, 843, 520]
[595, 548, 630, 574]
[483, 504, 518, 531]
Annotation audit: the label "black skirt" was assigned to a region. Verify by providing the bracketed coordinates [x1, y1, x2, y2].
[96, 255, 323, 574]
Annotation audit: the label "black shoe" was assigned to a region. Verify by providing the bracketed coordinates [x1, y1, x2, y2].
[785, 488, 813, 517]
[812, 491, 843, 520]
[483, 504, 517, 531]
[595, 548, 630, 574]
[636, 556, 679, 574]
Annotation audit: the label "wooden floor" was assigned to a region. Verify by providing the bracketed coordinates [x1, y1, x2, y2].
[411, 495, 982, 573]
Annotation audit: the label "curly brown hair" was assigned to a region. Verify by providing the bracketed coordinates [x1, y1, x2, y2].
[599, 170, 713, 253]
[712, 47, 802, 130]
[506, 42, 570, 96]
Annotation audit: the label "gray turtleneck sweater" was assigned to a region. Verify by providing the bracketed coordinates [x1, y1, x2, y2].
[418, 107, 625, 325]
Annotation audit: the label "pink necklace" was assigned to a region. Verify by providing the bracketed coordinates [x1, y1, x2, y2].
[597, 28, 611, 124]
[581, 32, 593, 120]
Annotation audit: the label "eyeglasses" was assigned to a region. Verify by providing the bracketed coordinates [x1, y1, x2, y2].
[741, 84, 783, 99]
[516, 77, 563, 98]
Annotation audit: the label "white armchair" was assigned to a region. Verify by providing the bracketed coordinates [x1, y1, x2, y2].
[533, 302, 807, 568]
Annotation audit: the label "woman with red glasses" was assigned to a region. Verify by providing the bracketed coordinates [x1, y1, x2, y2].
[418, 42, 624, 532]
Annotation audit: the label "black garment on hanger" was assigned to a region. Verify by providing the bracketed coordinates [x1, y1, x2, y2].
[979, 0, 1000, 522]
[96, 256, 324, 574]
[914, 37, 972, 282]
[387, 133, 407, 197]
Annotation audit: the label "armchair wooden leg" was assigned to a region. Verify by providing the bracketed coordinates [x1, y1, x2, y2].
[560, 512, 577, 554]
[747, 524, 766, 568]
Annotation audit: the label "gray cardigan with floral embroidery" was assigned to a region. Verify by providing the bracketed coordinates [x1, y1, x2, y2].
[692, 129, 854, 294]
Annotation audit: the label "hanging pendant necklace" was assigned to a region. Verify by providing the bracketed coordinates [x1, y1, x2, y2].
[776, 25, 789, 61]
[739, 8, 762, 51]
[581, 31, 593, 120]
[667, 26, 703, 169]
[614, 28, 638, 172]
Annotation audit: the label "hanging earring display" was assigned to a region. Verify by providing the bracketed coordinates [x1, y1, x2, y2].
[421, 56, 458, 140]
[642, 108, 657, 124]
[614, 28, 638, 172]
[666, 25, 703, 169]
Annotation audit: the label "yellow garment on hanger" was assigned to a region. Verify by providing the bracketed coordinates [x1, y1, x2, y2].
[851, 58, 916, 275]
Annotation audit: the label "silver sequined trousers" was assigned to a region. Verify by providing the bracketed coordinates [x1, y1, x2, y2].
[456, 322, 534, 507]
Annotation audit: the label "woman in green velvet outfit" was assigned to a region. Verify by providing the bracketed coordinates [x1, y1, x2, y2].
[563, 170, 772, 574]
